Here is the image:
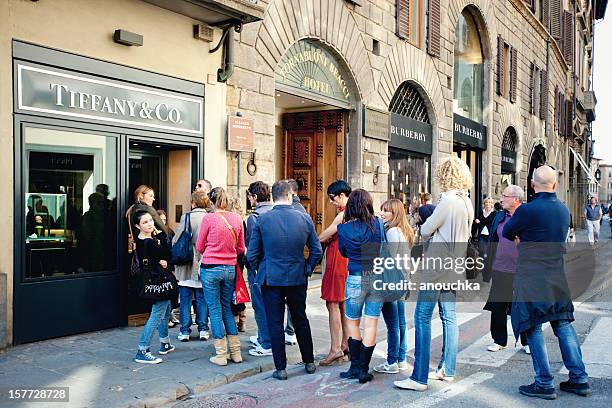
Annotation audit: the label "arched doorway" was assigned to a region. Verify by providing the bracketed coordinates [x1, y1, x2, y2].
[452, 7, 489, 210]
[388, 81, 433, 214]
[275, 39, 360, 232]
[501, 127, 518, 190]
[527, 144, 547, 201]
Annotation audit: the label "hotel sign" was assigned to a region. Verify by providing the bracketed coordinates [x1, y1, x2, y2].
[17, 64, 203, 134]
[275, 39, 356, 107]
[227, 116, 254, 152]
[453, 114, 487, 150]
[389, 113, 433, 155]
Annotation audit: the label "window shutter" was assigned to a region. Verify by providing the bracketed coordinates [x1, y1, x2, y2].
[396, 0, 409, 40]
[539, 69, 547, 119]
[541, 0, 550, 30]
[554, 86, 559, 132]
[565, 99, 573, 137]
[529, 62, 535, 114]
[560, 92, 566, 136]
[427, 0, 441, 57]
[563, 10, 574, 66]
[497, 35, 504, 96]
[551, 0, 562, 42]
[510, 47, 518, 103]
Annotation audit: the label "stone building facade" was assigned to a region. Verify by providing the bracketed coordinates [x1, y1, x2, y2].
[226, 0, 603, 228]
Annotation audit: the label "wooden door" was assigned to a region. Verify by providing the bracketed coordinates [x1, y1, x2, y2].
[283, 111, 345, 234]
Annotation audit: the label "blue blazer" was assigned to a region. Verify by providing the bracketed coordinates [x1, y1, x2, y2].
[247, 205, 322, 286]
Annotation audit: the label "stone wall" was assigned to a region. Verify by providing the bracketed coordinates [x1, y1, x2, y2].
[228, 0, 591, 207]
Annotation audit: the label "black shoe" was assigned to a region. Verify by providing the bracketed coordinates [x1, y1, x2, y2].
[272, 370, 288, 380]
[340, 337, 362, 379]
[358, 343, 375, 384]
[519, 383, 557, 400]
[560, 380, 591, 396]
[305, 362, 316, 374]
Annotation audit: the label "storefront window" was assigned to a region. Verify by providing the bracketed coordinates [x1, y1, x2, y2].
[24, 127, 117, 279]
[388, 149, 430, 213]
[454, 9, 484, 124]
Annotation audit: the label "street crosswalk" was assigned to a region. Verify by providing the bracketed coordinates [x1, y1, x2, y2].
[370, 308, 610, 380]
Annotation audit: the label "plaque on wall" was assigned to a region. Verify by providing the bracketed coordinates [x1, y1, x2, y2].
[364, 107, 389, 141]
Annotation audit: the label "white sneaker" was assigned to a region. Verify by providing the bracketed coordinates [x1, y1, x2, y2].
[249, 335, 261, 348]
[177, 333, 190, 342]
[199, 330, 210, 341]
[398, 360, 410, 371]
[522, 345, 531, 354]
[285, 333, 297, 345]
[487, 343, 507, 352]
[394, 377, 427, 391]
[428, 368, 454, 382]
[374, 362, 399, 374]
[248, 345, 273, 356]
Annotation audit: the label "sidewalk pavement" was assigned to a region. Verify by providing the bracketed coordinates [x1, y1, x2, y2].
[0, 276, 352, 408]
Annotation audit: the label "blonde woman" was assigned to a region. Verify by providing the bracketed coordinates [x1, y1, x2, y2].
[395, 156, 474, 391]
[374, 199, 415, 374]
[472, 196, 497, 258]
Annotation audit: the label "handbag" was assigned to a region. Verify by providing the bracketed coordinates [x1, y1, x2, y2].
[138, 237, 179, 301]
[218, 213, 251, 304]
[368, 217, 408, 302]
[170, 212, 194, 265]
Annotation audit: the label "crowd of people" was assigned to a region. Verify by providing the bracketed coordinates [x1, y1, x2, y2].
[126, 156, 593, 400]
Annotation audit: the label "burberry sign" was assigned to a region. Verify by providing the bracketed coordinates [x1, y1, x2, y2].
[18, 64, 203, 134]
[453, 114, 487, 150]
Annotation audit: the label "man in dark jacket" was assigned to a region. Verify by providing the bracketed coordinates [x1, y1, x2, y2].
[247, 180, 323, 380]
[245, 181, 275, 356]
[503, 165, 589, 400]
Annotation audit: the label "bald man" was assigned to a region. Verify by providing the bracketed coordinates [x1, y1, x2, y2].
[502, 165, 589, 400]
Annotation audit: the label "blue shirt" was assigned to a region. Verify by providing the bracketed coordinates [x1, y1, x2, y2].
[584, 204, 602, 221]
[337, 219, 382, 276]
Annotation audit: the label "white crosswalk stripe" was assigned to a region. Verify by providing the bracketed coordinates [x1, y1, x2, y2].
[458, 319, 550, 367]
[559, 316, 612, 379]
[373, 313, 480, 359]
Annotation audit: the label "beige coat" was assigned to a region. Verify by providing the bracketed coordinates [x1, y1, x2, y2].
[172, 208, 207, 282]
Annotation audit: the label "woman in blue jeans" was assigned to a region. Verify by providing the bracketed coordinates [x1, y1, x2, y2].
[337, 189, 384, 383]
[196, 187, 246, 366]
[394, 157, 474, 391]
[132, 210, 176, 364]
[374, 199, 414, 374]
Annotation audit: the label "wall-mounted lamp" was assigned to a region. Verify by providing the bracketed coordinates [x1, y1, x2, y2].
[113, 29, 143, 47]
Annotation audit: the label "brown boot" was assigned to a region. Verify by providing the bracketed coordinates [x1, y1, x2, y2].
[209, 337, 228, 366]
[228, 335, 243, 363]
[237, 310, 247, 332]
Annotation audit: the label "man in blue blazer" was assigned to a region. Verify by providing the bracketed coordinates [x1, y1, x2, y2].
[503, 165, 589, 400]
[247, 180, 323, 380]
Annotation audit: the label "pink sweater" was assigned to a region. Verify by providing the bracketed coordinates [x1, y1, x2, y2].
[196, 211, 245, 265]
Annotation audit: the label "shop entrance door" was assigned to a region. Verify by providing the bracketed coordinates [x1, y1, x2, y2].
[453, 144, 482, 211]
[283, 111, 345, 233]
[126, 141, 197, 322]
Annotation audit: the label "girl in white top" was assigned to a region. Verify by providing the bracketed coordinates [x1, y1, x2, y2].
[375, 199, 415, 374]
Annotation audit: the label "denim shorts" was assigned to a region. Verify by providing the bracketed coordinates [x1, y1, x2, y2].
[344, 274, 384, 320]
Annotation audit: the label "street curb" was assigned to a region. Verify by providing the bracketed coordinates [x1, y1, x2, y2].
[120, 277, 325, 407]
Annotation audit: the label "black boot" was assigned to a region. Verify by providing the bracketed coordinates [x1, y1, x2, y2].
[358, 343, 375, 384]
[340, 337, 362, 379]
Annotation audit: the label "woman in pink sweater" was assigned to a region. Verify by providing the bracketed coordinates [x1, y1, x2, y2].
[196, 187, 245, 366]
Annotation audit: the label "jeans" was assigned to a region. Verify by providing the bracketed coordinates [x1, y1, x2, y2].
[382, 301, 407, 364]
[201, 265, 238, 339]
[178, 286, 209, 335]
[586, 219, 600, 244]
[411, 290, 458, 384]
[524, 319, 588, 389]
[344, 274, 384, 320]
[138, 299, 171, 350]
[262, 284, 314, 370]
[247, 268, 272, 349]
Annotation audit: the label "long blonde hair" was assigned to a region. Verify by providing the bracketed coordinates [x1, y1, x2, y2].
[381, 199, 415, 246]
